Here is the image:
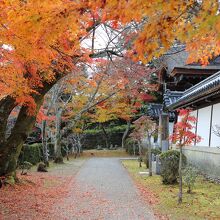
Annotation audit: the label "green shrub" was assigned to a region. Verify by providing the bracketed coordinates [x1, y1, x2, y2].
[151, 148, 161, 156]
[160, 150, 186, 184]
[125, 138, 139, 155]
[19, 143, 42, 165]
[85, 124, 134, 135]
[183, 165, 198, 193]
[127, 144, 139, 155]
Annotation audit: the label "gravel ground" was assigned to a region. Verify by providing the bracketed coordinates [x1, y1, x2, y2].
[54, 158, 156, 220]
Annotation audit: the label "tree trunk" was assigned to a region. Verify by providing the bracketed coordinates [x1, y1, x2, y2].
[0, 73, 64, 180]
[66, 146, 69, 161]
[54, 109, 63, 163]
[101, 123, 109, 148]
[138, 141, 142, 168]
[0, 95, 44, 180]
[148, 134, 152, 176]
[77, 137, 82, 157]
[133, 143, 136, 156]
[187, 186, 191, 194]
[178, 146, 183, 204]
[121, 120, 131, 148]
[159, 113, 169, 152]
[42, 120, 49, 167]
[0, 96, 16, 145]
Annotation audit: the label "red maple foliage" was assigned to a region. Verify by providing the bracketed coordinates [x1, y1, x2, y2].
[170, 109, 201, 146]
[170, 109, 201, 204]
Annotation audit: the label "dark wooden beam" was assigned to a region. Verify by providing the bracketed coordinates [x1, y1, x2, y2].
[171, 68, 219, 77]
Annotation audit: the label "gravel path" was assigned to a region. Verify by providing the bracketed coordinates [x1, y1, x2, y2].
[55, 158, 156, 220]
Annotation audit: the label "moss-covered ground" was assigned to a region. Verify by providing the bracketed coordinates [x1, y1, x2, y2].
[122, 160, 220, 220]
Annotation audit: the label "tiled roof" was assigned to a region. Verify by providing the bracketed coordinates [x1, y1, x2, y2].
[147, 103, 163, 119]
[168, 70, 220, 109]
[147, 103, 175, 121]
[163, 89, 183, 107]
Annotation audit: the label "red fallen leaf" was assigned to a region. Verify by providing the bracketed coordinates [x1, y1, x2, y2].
[0, 172, 74, 220]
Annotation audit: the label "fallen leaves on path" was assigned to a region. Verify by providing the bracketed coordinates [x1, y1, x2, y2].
[0, 172, 73, 220]
[0, 172, 115, 220]
[54, 182, 114, 220]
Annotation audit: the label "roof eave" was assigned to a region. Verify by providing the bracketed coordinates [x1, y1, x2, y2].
[168, 86, 220, 110]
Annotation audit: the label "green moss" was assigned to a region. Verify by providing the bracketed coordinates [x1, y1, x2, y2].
[122, 160, 220, 220]
[5, 175, 16, 185]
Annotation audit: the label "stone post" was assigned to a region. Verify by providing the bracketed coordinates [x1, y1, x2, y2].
[159, 112, 169, 152]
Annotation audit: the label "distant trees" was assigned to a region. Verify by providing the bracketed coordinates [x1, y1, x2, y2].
[36, 58, 154, 162]
[130, 116, 157, 175]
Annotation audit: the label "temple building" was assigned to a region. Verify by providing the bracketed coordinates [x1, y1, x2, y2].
[146, 46, 220, 178]
[168, 71, 220, 178]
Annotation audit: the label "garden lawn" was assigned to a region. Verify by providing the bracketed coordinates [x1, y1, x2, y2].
[122, 160, 220, 220]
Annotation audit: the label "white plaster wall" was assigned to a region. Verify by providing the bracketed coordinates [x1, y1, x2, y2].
[183, 146, 220, 178]
[190, 110, 197, 134]
[210, 103, 220, 147]
[169, 122, 174, 135]
[196, 106, 211, 147]
[168, 122, 174, 145]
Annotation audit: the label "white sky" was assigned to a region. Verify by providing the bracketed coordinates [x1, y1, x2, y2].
[81, 24, 120, 52]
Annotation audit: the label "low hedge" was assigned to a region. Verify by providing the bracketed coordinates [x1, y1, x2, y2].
[19, 143, 42, 165]
[151, 148, 161, 156]
[160, 150, 186, 184]
[125, 138, 139, 155]
[19, 142, 59, 165]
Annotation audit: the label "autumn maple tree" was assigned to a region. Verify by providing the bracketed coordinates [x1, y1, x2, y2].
[36, 58, 154, 161]
[65, 58, 154, 149]
[130, 116, 157, 175]
[89, 59, 155, 148]
[170, 109, 201, 204]
[0, 0, 220, 181]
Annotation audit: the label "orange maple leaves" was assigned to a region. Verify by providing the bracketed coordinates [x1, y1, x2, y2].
[1, 0, 220, 110]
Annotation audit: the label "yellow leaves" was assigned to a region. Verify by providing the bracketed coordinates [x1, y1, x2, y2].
[0, 0, 90, 105]
[92, 97, 135, 123]
[93, 107, 116, 123]
[72, 127, 82, 134]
